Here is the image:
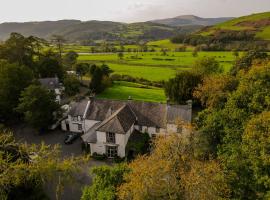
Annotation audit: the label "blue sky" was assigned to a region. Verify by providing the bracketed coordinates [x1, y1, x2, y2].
[0, 0, 269, 23]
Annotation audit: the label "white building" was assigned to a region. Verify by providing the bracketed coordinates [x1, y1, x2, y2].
[61, 98, 192, 158]
[38, 77, 64, 104]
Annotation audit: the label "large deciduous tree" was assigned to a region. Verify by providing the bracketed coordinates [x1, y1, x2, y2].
[117, 134, 230, 200]
[164, 71, 202, 104]
[0, 60, 33, 120]
[16, 84, 60, 130]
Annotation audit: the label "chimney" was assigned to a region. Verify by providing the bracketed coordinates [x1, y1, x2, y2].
[186, 100, 192, 109]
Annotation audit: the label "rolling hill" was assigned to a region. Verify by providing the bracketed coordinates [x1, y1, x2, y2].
[0, 20, 200, 43]
[199, 12, 270, 40]
[151, 15, 233, 27]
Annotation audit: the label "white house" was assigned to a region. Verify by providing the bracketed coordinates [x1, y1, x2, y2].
[38, 77, 64, 103]
[61, 98, 192, 158]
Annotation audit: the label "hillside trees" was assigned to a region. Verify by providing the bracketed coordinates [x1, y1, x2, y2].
[195, 53, 270, 198]
[16, 84, 61, 130]
[0, 131, 84, 200]
[89, 64, 113, 94]
[165, 57, 222, 104]
[63, 51, 78, 69]
[81, 165, 128, 200]
[63, 75, 81, 96]
[0, 60, 33, 120]
[0, 33, 46, 68]
[117, 134, 230, 200]
[165, 71, 202, 104]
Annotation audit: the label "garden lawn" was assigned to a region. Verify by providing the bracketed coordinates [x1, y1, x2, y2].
[97, 81, 166, 103]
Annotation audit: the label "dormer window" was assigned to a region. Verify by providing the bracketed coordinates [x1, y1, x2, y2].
[106, 132, 116, 143]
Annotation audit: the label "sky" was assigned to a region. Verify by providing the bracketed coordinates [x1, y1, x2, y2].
[0, 0, 269, 23]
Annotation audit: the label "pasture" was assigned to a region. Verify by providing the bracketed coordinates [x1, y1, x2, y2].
[78, 51, 237, 81]
[97, 81, 166, 103]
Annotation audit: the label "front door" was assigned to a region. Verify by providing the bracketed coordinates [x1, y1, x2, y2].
[106, 146, 118, 158]
[66, 122, 70, 131]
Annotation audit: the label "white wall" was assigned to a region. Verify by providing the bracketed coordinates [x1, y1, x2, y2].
[90, 124, 135, 158]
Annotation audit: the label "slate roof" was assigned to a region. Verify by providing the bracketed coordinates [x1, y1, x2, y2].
[81, 122, 101, 143]
[96, 104, 137, 134]
[85, 99, 191, 129]
[69, 99, 89, 116]
[38, 77, 60, 90]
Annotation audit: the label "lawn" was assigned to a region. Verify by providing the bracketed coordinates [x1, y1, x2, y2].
[97, 81, 166, 103]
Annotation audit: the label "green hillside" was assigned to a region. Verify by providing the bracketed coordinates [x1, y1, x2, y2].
[200, 12, 270, 40]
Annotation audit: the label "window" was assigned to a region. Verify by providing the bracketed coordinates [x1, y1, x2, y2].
[106, 132, 116, 143]
[156, 127, 160, 133]
[72, 116, 78, 121]
[177, 126, 182, 133]
[106, 146, 118, 158]
[78, 124, 82, 131]
[139, 125, 142, 132]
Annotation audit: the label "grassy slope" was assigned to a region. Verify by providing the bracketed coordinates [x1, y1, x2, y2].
[199, 12, 270, 40]
[78, 51, 236, 81]
[97, 81, 166, 103]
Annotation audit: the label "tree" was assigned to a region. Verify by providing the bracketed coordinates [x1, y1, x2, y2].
[0, 60, 33, 120]
[192, 57, 223, 75]
[196, 60, 270, 198]
[63, 51, 78, 69]
[164, 71, 202, 104]
[37, 53, 64, 80]
[193, 74, 238, 109]
[232, 49, 239, 58]
[16, 84, 60, 130]
[51, 35, 66, 59]
[117, 52, 124, 60]
[0, 33, 46, 69]
[89, 64, 112, 94]
[230, 50, 268, 76]
[118, 134, 230, 200]
[75, 63, 90, 79]
[192, 48, 198, 57]
[81, 165, 128, 200]
[63, 75, 81, 96]
[0, 131, 84, 200]
[241, 112, 270, 199]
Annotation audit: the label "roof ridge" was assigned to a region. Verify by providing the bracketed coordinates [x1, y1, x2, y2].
[95, 104, 127, 131]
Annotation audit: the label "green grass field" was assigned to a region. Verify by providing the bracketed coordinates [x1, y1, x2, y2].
[78, 51, 237, 81]
[97, 81, 166, 103]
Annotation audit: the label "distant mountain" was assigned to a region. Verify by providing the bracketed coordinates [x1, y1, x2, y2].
[0, 20, 200, 43]
[151, 15, 234, 27]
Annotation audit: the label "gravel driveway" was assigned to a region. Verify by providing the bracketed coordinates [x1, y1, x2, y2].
[12, 124, 110, 200]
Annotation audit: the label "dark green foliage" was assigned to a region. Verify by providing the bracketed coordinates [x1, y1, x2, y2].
[192, 57, 223, 75]
[0, 60, 33, 120]
[16, 84, 60, 130]
[63, 51, 78, 69]
[0, 33, 46, 68]
[75, 63, 90, 77]
[126, 132, 150, 158]
[37, 54, 64, 80]
[89, 64, 113, 94]
[230, 50, 268, 75]
[63, 75, 80, 96]
[165, 71, 202, 104]
[81, 164, 129, 200]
